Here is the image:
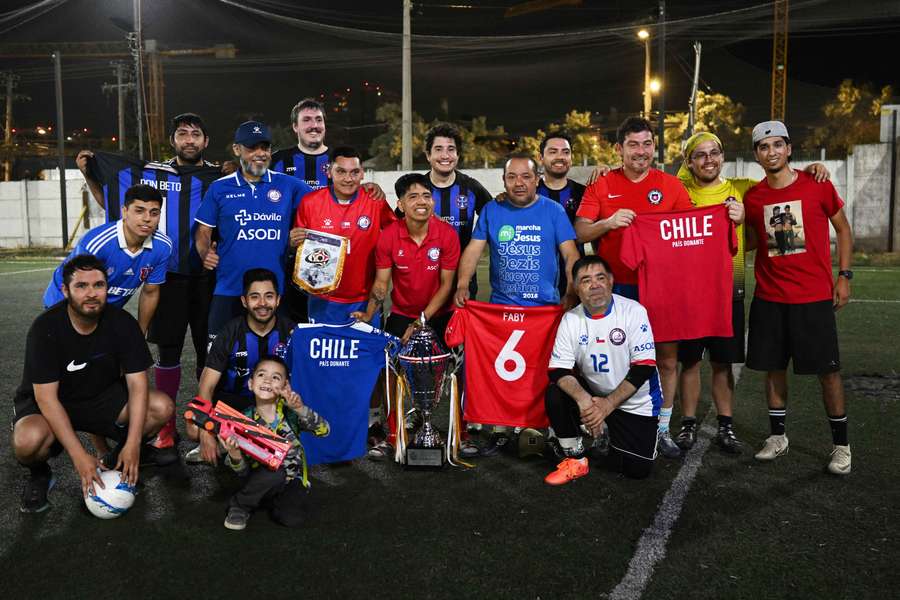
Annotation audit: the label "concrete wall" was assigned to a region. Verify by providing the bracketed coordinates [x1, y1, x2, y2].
[2, 146, 897, 250]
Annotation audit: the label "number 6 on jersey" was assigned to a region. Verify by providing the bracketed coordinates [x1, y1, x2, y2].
[495, 329, 526, 381]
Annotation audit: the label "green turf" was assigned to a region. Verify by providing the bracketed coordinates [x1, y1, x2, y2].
[0, 261, 897, 598]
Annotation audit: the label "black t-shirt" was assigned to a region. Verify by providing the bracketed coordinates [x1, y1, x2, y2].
[16, 303, 153, 404]
[206, 315, 296, 397]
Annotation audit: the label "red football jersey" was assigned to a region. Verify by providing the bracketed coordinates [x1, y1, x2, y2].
[576, 168, 692, 285]
[375, 217, 460, 318]
[294, 187, 397, 303]
[743, 172, 844, 304]
[620, 204, 737, 342]
[445, 300, 563, 428]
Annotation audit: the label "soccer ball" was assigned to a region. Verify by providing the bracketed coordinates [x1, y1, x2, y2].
[84, 470, 136, 519]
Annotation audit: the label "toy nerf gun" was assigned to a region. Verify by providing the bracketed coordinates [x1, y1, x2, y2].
[184, 396, 291, 470]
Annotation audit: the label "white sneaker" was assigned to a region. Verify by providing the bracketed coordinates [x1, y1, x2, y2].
[184, 445, 204, 464]
[827, 444, 851, 475]
[754, 434, 789, 461]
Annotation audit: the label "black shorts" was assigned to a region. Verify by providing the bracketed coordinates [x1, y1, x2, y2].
[384, 311, 451, 343]
[746, 297, 840, 375]
[678, 298, 746, 365]
[14, 379, 129, 440]
[147, 271, 214, 347]
[606, 408, 658, 462]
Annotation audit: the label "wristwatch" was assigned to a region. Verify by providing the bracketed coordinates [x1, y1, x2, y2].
[838, 270, 853, 280]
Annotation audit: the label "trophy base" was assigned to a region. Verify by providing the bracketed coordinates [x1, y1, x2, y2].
[404, 445, 445, 469]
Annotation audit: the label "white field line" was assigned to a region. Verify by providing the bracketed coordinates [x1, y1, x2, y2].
[609, 360, 745, 600]
[0, 267, 54, 276]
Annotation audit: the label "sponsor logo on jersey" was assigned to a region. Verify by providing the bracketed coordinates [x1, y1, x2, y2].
[139, 266, 152, 282]
[267, 189, 282, 202]
[124, 268, 134, 276]
[66, 360, 87, 372]
[456, 194, 469, 209]
[609, 327, 627, 345]
[357, 215, 371, 230]
[323, 218, 333, 227]
[427, 247, 441, 261]
[579, 334, 589, 346]
[225, 193, 245, 199]
[397, 249, 404, 257]
[647, 189, 663, 205]
[640, 323, 648, 332]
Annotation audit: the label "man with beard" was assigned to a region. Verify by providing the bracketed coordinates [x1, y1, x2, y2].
[186, 268, 296, 465]
[77, 113, 223, 452]
[194, 121, 312, 344]
[537, 132, 588, 298]
[13, 254, 174, 512]
[743, 121, 854, 475]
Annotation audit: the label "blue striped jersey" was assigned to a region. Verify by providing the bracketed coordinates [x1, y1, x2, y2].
[271, 146, 330, 190]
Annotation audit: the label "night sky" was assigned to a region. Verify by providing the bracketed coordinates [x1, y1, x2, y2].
[2, 0, 898, 163]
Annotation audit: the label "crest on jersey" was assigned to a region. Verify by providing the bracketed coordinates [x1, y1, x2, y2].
[609, 328, 627, 345]
[456, 195, 469, 209]
[647, 189, 663, 205]
[107, 267, 115, 276]
[321, 162, 330, 175]
[427, 247, 441, 262]
[139, 266, 153, 282]
[726, 196, 737, 204]
[272, 342, 288, 358]
[267, 189, 282, 203]
[357, 215, 372, 230]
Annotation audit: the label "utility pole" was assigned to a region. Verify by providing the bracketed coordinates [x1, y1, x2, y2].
[1, 72, 28, 181]
[401, 0, 412, 170]
[102, 62, 132, 152]
[686, 41, 702, 138]
[52, 51, 68, 248]
[130, 0, 144, 159]
[656, 0, 666, 168]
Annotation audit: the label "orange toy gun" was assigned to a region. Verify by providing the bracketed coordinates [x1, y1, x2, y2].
[184, 396, 291, 471]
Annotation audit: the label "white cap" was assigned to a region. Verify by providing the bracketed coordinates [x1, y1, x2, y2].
[752, 120, 790, 144]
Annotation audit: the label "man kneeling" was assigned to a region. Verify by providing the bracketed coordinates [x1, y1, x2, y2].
[12, 255, 174, 512]
[544, 256, 662, 484]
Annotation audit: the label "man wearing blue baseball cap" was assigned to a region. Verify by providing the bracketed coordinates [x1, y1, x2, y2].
[194, 121, 313, 345]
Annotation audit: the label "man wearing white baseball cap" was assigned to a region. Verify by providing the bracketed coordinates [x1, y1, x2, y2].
[743, 120, 854, 475]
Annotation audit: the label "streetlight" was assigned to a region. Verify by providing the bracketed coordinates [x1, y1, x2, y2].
[649, 78, 661, 94]
[637, 29, 651, 118]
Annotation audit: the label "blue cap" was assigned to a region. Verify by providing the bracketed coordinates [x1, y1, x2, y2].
[234, 121, 271, 146]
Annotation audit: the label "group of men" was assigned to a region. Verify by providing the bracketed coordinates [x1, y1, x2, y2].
[11, 96, 855, 514]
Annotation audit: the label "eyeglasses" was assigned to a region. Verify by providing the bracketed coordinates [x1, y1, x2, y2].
[691, 149, 723, 161]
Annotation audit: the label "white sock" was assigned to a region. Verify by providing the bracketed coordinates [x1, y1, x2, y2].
[368, 408, 383, 427]
[558, 436, 584, 456]
[658, 407, 673, 433]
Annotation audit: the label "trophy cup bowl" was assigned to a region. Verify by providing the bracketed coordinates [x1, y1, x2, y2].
[398, 322, 452, 468]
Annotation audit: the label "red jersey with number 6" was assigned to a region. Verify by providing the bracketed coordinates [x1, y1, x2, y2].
[445, 300, 563, 428]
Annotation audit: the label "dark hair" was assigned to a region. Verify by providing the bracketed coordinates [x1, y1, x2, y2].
[290, 98, 326, 124]
[252, 354, 289, 377]
[752, 136, 791, 151]
[62, 254, 108, 287]
[425, 123, 463, 156]
[572, 255, 613, 282]
[242, 268, 279, 296]
[503, 152, 538, 176]
[539, 131, 573, 155]
[616, 116, 654, 145]
[169, 112, 208, 139]
[394, 172, 432, 198]
[330, 145, 360, 163]
[124, 184, 163, 208]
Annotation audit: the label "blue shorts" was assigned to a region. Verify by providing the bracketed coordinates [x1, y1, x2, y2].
[307, 296, 382, 328]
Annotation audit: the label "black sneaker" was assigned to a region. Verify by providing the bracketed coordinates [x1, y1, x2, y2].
[20, 469, 56, 513]
[479, 432, 511, 457]
[367, 423, 387, 446]
[657, 430, 682, 459]
[675, 423, 697, 451]
[589, 428, 610, 458]
[714, 427, 742, 454]
[142, 442, 179, 466]
[224, 507, 250, 530]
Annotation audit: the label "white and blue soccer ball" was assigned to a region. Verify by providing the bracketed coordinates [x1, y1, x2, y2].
[84, 470, 136, 519]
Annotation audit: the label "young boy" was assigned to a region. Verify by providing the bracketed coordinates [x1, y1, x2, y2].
[219, 355, 329, 530]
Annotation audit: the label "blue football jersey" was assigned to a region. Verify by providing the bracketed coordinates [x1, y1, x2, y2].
[286, 321, 400, 465]
[194, 169, 312, 296]
[44, 220, 172, 308]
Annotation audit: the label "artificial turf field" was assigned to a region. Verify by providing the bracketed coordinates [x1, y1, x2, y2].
[0, 257, 897, 599]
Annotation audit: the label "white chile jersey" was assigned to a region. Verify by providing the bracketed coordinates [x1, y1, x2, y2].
[548, 294, 663, 417]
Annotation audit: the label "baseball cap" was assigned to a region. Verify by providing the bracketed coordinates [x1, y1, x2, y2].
[234, 121, 271, 146]
[752, 121, 790, 144]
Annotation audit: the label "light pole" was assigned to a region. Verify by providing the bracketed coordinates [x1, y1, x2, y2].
[637, 29, 651, 118]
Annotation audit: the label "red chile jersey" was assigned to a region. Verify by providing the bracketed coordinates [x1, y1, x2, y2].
[744, 172, 844, 304]
[576, 168, 692, 285]
[294, 187, 397, 303]
[620, 204, 737, 342]
[375, 217, 461, 318]
[445, 301, 564, 428]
